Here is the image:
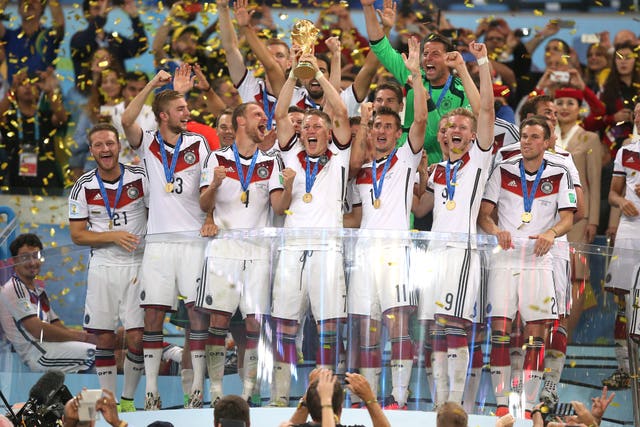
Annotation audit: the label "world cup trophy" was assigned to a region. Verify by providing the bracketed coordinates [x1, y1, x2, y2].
[291, 19, 320, 79]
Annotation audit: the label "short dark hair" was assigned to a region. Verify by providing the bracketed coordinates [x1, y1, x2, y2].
[232, 102, 261, 132]
[288, 105, 305, 115]
[213, 395, 250, 427]
[436, 402, 468, 427]
[373, 106, 402, 130]
[423, 32, 454, 53]
[305, 378, 343, 421]
[152, 90, 185, 122]
[316, 53, 332, 76]
[374, 81, 404, 105]
[304, 109, 332, 129]
[520, 94, 555, 122]
[520, 115, 551, 140]
[215, 108, 235, 127]
[10, 234, 43, 257]
[88, 123, 120, 146]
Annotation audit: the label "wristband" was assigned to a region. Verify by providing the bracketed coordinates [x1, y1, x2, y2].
[364, 399, 377, 406]
[315, 70, 324, 80]
[321, 404, 333, 409]
[550, 227, 559, 237]
[477, 56, 489, 66]
[289, 69, 296, 80]
[297, 398, 307, 409]
[530, 409, 542, 417]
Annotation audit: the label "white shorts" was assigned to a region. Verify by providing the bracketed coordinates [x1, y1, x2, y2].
[414, 243, 438, 321]
[605, 238, 640, 292]
[272, 247, 347, 322]
[84, 264, 144, 331]
[26, 341, 96, 373]
[196, 256, 270, 317]
[431, 247, 481, 323]
[348, 243, 417, 321]
[139, 240, 206, 309]
[627, 264, 640, 339]
[552, 257, 571, 317]
[486, 267, 558, 322]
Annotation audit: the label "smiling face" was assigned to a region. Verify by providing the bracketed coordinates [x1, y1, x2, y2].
[13, 244, 42, 286]
[372, 114, 402, 156]
[160, 97, 190, 133]
[554, 96, 581, 125]
[373, 88, 403, 113]
[586, 44, 609, 73]
[239, 104, 268, 146]
[446, 114, 475, 157]
[520, 124, 549, 161]
[301, 113, 331, 157]
[422, 40, 449, 85]
[90, 129, 121, 174]
[614, 47, 637, 77]
[216, 113, 235, 148]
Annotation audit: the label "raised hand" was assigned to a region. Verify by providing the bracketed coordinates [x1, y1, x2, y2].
[325, 36, 341, 55]
[280, 167, 296, 191]
[469, 40, 488, 59]
[444, 50, 465, 70]
[377, 0, 397, 30]
[172, 63, 195, 94]
[192, 64, 211, 91]
[151, 70, 173, 88]
[233, 0, 253, 28]
[401, 36, 421, 77]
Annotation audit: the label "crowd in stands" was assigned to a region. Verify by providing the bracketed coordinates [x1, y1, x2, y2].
[0, 0, 639, 424]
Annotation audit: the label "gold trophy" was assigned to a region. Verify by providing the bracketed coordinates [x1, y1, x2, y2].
[291, 19, 320, 80]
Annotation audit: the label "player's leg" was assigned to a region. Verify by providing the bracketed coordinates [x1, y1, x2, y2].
[384, 307, 413, 409]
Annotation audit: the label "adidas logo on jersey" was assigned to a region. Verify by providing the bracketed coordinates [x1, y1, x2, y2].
[225, 167, 235, 173]
[507, 180, 517, 187]
[93, 193, 103, 200]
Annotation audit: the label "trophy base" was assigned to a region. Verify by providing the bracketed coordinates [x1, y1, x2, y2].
[294, 62, 316, 80]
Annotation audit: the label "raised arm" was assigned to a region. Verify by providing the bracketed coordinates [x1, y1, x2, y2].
[404, 37, 427, 153]
[304, 54, 350, 145]
[444, 50, 480, 116]
[234, 0, 286, 95]
[361, 0, 384, 42]
[122, 70, 171, 149]
[325, 36, 342, 92]
[151, 1, 182, 66]
[274, 48, 299, 148]
[349, 102, 373, 178]
[217, 0, 246, 85]
[469, 41, 495, 150]
[49, 0, 65, 32]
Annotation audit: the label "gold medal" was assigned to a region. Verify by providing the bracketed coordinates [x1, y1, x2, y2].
[165, 182, 174, 193]
[303, 193, 313, 203]
[521, 212, 533, 223]
[446, 200, 456, 210]
[373, 198, 381, 209]
[108, 220, 113, 230]
[240, 191, 248, 203]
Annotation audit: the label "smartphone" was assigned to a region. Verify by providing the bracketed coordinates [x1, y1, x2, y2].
[581, 33, 600, 44]
[553, 19, 575, 29]
[550, 70, 570, 83]
[78, 389, 102, 422]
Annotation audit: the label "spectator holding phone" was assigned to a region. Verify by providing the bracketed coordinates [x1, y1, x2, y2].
[63, 389, 128, 427]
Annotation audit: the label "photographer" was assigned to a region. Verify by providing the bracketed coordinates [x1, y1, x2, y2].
[63, 389, 127, 427]
[284, 369, 390, 427]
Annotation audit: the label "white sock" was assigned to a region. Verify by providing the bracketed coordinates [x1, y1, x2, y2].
[143, 348, 163, 395]
[447, 346, 469, 404]
[463, 367, 482, 413]
[359, 367, 381, 400]
[181, 368, 194, 396]
[122, 351, 144, 400]
[190, 349, 207, 394]
[241, 347, 259, 400]
[390, 359, 412, 406]
[206, 345, 226, 402]
[431, 351, 448, 407]
[272, 361, 292, 406]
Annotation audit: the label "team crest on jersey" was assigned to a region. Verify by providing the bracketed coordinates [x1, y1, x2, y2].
[184, 151, 197, 165]
[319, 155, 329, 166]
[541, 181, 553, 194]
[441, 98, 452, 110]
[257, 166, 269, 178]
[127, 186, 140, 199]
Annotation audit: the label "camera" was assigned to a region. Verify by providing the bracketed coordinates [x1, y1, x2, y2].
[78, 389, 102, 422]
[550, 71, 570, 83]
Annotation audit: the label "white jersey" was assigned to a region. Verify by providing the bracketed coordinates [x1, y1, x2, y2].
[428, 141, 492, 236]
[492, 117, 520, 154]
[291, 85, 362, 118]
[0, 277, 59, 363]
[483, 156, 577, 268]
[236, 71, 278, 126]
[200, 146, 283, 229]
[281, 134, 351, 229]
[68, 165, 148, 265]
[100, 102, 156, 165]
[137, 130, 210, 236]
[613, 140, 640, 238]
[355, 142, 422, 230]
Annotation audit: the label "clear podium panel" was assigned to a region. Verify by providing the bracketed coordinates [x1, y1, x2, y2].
[1, 229, 638, 425]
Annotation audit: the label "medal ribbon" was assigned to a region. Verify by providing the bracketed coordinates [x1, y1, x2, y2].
[428, 75, 453, 109]
[95, 164, 125, 226]
[445, 159, 461, 203]
[305, 154, 321, 194]
[262, 85, 276, 130]
[157, 132, 183, 184]
[372, 148, 397, 202]
[233, 144, 259, 193]
[519, 159, 546, 216]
